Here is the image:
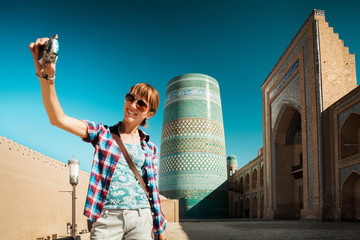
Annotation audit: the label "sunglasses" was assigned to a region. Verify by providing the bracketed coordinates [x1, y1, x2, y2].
[125, 93, 149, 112]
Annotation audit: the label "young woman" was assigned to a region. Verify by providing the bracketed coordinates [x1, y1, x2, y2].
[29, 37, 168, 240]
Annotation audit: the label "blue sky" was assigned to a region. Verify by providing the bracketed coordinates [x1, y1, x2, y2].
[1, 0, 359, 173]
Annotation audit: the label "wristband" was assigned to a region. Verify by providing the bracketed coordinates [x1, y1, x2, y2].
[36, 72, 55, 81]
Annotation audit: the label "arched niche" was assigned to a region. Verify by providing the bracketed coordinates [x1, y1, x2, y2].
[341, 171, 360, 220]
[239, 198, 244, 218]
[273, 104, 303, 219]
[245, 197, 250, 218]
[252, 195, 258, 218]
[252, 168, 258, 189]
[260, 165, 264, 187]
[234, 200, 239, 218]
[245, 173, 250, 192]
[340, 113, 360, 159]
[239, 176, 244, 194]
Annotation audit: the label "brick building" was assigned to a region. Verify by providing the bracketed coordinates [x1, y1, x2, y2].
[228, 9, 359, 220]
[228, 150, 264, 218]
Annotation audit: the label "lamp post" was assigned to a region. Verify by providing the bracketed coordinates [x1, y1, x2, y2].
[68, 155, 79, 240]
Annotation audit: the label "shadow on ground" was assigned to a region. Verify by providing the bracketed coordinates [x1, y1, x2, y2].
[170, 220, 360, 240]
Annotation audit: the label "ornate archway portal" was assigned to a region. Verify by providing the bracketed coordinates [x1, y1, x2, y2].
[274, 106, 303, 219]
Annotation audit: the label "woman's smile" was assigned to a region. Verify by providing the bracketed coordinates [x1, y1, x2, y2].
[126, 108, 137, 117]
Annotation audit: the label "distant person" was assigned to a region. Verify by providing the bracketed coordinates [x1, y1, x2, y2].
[29, 37, 167, 240]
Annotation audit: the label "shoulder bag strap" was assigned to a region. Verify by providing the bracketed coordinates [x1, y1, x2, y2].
[111, 133, 150, 200]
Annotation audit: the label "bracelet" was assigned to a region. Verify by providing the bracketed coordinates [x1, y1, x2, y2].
[36, 72, 55, 81]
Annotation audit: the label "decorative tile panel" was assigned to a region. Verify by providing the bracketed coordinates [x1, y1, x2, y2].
[161, 118, 225, 140]
[161, 136, 225, 156]
[160, 73, 227, 219]
[227, 155, 238, 166]
[269, 59, 299, 100]
[160, 153, 225, 172]
[271, 74, 301, 130]
[165, 88, 221, 107]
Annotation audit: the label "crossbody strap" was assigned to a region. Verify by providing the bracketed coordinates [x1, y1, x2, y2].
[111, 133, 150, 201]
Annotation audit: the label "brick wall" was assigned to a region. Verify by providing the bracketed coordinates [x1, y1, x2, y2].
[0, 135, 91, 239]
[316, 15, 357, 110]
[0, 135, 178, 240]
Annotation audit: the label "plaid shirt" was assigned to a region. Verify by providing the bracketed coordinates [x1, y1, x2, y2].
[82, 120, 167, 234]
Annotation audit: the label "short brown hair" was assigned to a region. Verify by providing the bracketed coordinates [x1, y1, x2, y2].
[129, 83, 160, 126]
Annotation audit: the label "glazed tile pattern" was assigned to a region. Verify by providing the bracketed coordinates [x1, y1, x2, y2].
[161, 137, 226, 160]
[165, 88, 222, 107]
[161, 153, 225, 172]
[161, 118, 225, 140]
[166, 74, 220, 93]
[271, 73, 301, 130]
[161, 119, 226, 158]
[269, 59, 300, 100]
[227, 155, 238, 166]
[160, 73, 227, 219]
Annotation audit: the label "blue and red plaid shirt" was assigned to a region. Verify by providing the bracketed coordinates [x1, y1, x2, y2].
[82, 120, 167, 234]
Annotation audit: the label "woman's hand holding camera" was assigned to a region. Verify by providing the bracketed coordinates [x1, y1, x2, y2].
[29, 37, 56, 81]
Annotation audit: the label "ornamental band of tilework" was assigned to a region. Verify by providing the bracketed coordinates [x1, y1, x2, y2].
[159, 73, 227, 219]
[227, 155, 238, 166]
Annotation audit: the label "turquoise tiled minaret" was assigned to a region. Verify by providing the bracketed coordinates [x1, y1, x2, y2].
[227, 154, 238, 178]
[159, 73, 227, 219]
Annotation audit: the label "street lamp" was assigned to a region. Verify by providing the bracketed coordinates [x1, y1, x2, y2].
[69, 155, 79, 185]
[68, 155, 79, 240]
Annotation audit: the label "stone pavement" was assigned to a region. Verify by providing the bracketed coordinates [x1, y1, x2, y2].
[78, 220, 360, 240]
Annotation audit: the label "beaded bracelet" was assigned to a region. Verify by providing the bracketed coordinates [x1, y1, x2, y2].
[36, 72, 55, 81]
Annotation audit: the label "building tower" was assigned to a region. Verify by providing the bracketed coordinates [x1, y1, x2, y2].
[159, 73, 227, 219]
[227, 154, 238, 178]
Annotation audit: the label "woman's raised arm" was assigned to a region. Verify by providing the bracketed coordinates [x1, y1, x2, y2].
[29, 37, 88, 139]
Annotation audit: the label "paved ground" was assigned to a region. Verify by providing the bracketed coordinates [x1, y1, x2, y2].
[79, 220, 360, 240]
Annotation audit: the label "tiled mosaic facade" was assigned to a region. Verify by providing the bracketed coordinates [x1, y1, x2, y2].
[161, 133, 226, 157]
[165, 89, 222, 108]
[260, 9, 358, 220]
[262, 9, 321, 217]
[269, 59, 300, 100]
[270, 72, 301, 130]
[227, 9, 359, 221]
[160, 73, 227, 219]
[161, 118, 224, 140]
[227, 154, 238, 179]
[227, 155, 238, 166]
[161, 152, 225, 172]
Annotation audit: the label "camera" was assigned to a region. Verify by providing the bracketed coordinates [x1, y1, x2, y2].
[38, 34, 59, 66]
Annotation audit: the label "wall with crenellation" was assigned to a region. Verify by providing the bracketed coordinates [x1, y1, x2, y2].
[0, 135, 90, 240]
